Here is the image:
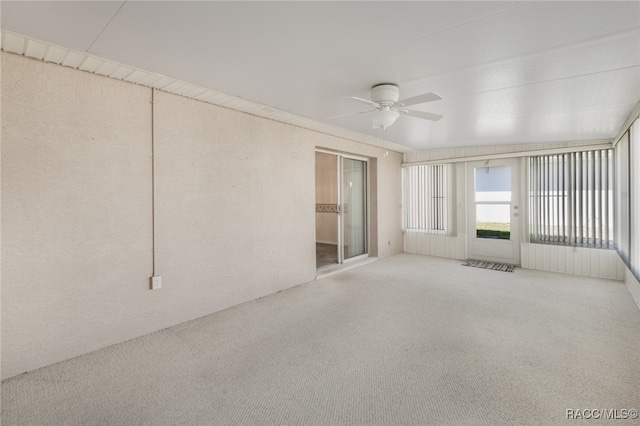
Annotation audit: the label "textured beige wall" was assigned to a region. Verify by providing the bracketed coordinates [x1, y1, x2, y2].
[1, 54, 153, 378]
[1, 53, 402, 379]
[153, 90, 317, 318]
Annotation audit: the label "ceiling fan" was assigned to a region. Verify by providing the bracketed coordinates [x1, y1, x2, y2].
[328, 83, 443, 129]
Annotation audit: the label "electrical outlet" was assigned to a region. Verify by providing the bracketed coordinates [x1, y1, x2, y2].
[151, 275, 162, 290]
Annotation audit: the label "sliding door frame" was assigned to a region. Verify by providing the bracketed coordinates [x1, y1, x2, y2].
[316, 149, 370, 266]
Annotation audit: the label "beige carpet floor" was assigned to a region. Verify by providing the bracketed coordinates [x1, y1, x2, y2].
[2, 254, 639, 425]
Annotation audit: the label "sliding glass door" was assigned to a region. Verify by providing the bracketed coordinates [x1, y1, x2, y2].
[315, 151, 368, 268]
[341, 157, 367, 261]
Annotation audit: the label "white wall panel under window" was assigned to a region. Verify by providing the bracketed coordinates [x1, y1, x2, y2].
[521, 243, 624, 280]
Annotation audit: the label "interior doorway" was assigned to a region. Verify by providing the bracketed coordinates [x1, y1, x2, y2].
[467, 158, 520, 264]
[315, 151, 368, 269]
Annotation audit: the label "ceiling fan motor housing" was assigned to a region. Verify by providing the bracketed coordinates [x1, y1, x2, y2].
[371, 83, 400, 104]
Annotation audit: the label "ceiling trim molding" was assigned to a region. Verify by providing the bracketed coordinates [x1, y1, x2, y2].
[403, 139, 612, 165]
[0, 30, 411, 154]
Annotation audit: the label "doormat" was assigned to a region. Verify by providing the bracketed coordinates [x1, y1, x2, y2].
[463, 259, 516, 272]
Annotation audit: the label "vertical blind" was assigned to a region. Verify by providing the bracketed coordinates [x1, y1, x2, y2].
[403, 164, 448, 233]
[615, 118, 640, 282]
[529, 149, 614, 248]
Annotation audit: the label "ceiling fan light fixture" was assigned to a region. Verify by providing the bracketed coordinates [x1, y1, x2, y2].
[371, 108, 400, 129]
[330, 83, 442, 128]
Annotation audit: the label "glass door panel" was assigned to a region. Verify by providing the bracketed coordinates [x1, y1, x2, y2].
[475, 165, 512, 240]
[315, 152, 339, 268]
[476, 204, 511, 239]
[341, 158, 367, 260]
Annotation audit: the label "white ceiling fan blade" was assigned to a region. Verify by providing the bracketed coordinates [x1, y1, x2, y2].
[348, 96, 380, 107]
[404, 109, 444, 121]
[325, 108, 376, 120]
[397, 92, 442, 107]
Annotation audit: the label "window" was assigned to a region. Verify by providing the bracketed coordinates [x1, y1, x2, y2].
[529, 149, 613, 248]
[403, 164, 449, 234]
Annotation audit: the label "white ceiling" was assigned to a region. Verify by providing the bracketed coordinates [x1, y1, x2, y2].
[2, 1, 639, 151]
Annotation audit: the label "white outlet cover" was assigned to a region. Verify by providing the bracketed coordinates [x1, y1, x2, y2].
[151, 275, 162, 290]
